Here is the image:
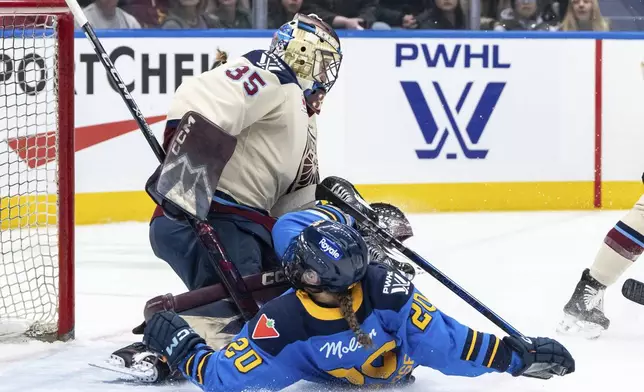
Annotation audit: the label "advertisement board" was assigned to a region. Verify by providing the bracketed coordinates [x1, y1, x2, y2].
[2, 31, 643, 223]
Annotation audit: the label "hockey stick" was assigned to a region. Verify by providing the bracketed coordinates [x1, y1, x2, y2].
[64, 0, 259, 321]
[140, 269, 288, 323]
[317, 182, 571, 379]
[316, 181, 528, 340]
[317, 184, 568, 378]
[623, 278, 644, 305]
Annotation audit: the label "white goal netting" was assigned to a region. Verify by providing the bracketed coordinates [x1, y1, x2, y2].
[0, 14, 62, 340]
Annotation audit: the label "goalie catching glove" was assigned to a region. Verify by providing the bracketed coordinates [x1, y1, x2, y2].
[316, 176, 417, 279]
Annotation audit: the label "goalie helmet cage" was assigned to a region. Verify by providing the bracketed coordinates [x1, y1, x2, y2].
[0, 0, 74, 341]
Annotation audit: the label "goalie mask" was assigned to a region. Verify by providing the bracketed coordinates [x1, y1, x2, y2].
[270, 13, 342, 114]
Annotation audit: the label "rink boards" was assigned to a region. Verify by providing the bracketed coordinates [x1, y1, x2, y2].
[3, 30, 644, 224]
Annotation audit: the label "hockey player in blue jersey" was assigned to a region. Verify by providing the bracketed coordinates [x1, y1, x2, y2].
[142, 204, 575, 390]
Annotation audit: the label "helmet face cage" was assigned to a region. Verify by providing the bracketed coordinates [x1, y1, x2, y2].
[312, 49, 341, 92]
[283, 240, 326, 293]
[270, 13, 342, 93]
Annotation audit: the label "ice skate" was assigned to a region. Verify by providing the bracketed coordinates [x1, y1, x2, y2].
[90, 342, 179, 383]
[557, 269, 610, 338]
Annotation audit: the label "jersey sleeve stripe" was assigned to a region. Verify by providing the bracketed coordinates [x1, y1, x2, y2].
[489, 340, 512, 372]
[196, 351, 214, 385]
[460, 329, 474, 360]
[317, 204, 347, 224]
[464, 330, 478, 361]
[311, 207, 337, 221]
[185, 353, 196, 377]
[469, 331, 483, 361]
[485, 336, 500, 368]
[306, 209, 332, 221]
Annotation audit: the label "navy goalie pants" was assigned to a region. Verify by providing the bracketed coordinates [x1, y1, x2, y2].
[149, 211, 279, 291]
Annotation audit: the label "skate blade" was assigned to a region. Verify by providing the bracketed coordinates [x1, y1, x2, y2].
[556, 313, 604, 339]
[89, 356, 159, 383]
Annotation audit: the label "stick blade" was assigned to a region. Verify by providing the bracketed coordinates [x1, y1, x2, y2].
[622, 279, 644, 305]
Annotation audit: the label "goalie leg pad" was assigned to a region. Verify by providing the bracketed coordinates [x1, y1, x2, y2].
[150, 213, 278, 291]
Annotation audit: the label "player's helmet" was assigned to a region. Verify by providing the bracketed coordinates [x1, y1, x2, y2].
[283, 220, 368, 293]
[269, 13, 342, 94]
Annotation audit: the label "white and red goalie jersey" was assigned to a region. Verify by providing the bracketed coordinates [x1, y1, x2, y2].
[163, 49, 319, 214]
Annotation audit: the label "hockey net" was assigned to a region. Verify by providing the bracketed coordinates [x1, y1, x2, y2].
[0, 1, 74, 341]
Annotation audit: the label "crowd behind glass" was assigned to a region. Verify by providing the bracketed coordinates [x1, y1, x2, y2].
[76, 0, 631, 32]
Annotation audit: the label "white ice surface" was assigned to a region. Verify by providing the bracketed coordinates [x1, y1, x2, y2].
[1, 211, 643, 392]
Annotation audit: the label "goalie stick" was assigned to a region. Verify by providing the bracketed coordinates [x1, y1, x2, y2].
[315, 177, 563, 379]
[64, 0, 259, 321]
[135, 269, 287, 331]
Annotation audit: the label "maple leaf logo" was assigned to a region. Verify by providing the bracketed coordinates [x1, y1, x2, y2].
[252, 314, 280, 340]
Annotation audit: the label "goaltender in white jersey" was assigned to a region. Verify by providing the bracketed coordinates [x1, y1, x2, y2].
[166, 49, 318, 212]
[148, 13, 343, 292]
[105, 14, 344, 383]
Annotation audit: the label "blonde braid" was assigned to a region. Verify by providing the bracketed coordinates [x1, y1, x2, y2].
[337, 291, 372, 348]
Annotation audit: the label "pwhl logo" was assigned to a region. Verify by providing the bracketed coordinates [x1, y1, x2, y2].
[395, 43, 510, 160]
[402, 81, 505, 160]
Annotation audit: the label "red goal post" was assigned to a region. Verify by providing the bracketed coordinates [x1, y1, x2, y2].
[0, 0, 74, 341]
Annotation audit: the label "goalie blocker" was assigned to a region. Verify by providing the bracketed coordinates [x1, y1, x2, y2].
[146, 111, 237, 221]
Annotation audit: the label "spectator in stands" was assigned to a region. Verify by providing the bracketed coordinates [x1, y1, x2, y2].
[494, 0, 554, 30]
[268, 0, 303, 28]
[161, 0, 222, 28]
[300, 0, 380, 30]
[459, 0, 501, 29]
[211, 0, 253, 28]
[542, 0, 569, 24]
[121, 0, 168, 28]
[376, 0, 429, 28]
[207, 0, 250, 12]
[417, 0, 466, 29]
[82, 0, 141, 29]
[496, 0, 567, 27]
[560, 0, 609, 30]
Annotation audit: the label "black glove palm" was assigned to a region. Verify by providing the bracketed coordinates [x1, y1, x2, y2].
[504, 336, 575, 379]
[143, 311, 205, 369]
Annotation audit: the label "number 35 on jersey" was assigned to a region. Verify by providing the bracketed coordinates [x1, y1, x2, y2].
[226, 66, 267, 96]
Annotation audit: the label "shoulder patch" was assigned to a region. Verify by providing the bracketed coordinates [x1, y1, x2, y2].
[251, 314, 280, 340]
[365, 264, 414, 311]
[243, 50, 300, 87]
[246, 292, 307, 356]
[247, 287, 376, 356]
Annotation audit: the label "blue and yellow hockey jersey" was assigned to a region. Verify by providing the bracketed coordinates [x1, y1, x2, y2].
[179, 204, 523, 391]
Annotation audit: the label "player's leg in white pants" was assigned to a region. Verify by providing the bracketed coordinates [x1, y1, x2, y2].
[557, 194, 644, 337]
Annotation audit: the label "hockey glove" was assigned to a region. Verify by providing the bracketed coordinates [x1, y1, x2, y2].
[503, 336, 575, 378]
[143, 311, 205, 370]
[316, 176, 380, 224]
